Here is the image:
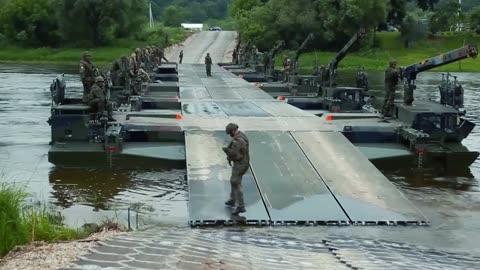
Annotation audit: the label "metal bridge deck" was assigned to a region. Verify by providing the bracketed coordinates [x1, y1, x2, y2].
[151, 64, 428, 226]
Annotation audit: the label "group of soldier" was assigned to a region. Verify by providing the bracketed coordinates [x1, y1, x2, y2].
[79, 46, 170, 122]
[78, 38, 402, 216]
[110, 46, 169, 92]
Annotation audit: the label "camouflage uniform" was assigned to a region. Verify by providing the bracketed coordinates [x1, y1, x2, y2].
[88, 77, 115, 121]
[382, 61, 400, 116]
[222, 123, 249, 214]
[232, 49, 238, 64]
[283, 59, 292, 82]
[205, 53, 212, 76]
[132, 63, 151, 95]
[79, 51, 97, 103]
[129, 48, 141, 75]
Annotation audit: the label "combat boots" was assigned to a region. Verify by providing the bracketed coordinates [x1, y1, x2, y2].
[225, 200, 235, 207]
[232, 206, 246, 215]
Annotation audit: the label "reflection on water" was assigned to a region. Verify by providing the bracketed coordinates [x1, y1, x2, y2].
[0, 64, 479, 253]
[48, 167, 188, 225]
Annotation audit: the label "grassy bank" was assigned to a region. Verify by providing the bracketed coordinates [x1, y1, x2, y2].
[0, 184, 88, 257]
[279, 32, 480, 72]
[0, 27, 189, 66]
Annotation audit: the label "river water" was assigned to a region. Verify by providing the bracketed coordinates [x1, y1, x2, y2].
[0, 64, 479, 255]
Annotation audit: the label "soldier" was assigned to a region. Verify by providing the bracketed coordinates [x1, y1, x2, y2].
[382, 60, 400, 116]
[137, 63, 151, 83]
[79, 51, 98, 103]
[205, 53, 212, 76]
[222, 123, 249, 215]
[129, 48, 141, 76]
[132, 63, 151, 95]
[88, 76, 116, 122]
[179, 50, 183, 64]
[232, 48, 238, 64]
[282, 58, 292, 82]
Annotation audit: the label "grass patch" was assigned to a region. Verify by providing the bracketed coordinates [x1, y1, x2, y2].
[0, 184, 88, 257]
[0, 27, 189, 66]
[278, 32, 480, 72]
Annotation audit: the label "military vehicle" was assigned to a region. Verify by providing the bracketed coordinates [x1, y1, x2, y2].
[343, 44, 478, 170]
[258, 28, 370, 115]
[222, 40, 286, 83]
[46, 40, 478, 172]
[151, 63, 179, 82]
[257, 33, 315, 94]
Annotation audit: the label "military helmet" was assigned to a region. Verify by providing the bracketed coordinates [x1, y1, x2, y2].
[95, 76, 104, 83]
[135, 48, 141, 53]
[83, 51, 91, 57]
[225, 123, 239, 134]
[389, 60, 397, 66]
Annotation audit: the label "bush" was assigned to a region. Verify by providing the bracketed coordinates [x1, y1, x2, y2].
[0, 184, 84, 257]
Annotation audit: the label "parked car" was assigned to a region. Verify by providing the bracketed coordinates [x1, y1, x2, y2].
[208, 26, 222, 31]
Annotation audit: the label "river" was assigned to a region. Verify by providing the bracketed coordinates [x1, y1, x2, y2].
[0, 64, 479, 256]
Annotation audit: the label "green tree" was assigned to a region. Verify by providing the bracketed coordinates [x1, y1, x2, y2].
[162, 5, 187, 27]
[416, 0, 440, 11]
[229, 0, 262, 18]
[387, 0, 408, 26]
[57, 0, 148, 46]
[469, 7, 480, 34]
[428, 0, 464, 33]
[0, 0, 60, 46]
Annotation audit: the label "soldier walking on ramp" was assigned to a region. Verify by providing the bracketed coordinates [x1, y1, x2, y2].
[179, 50, 183, 64]
[205, 53, 212, 76]
[382, 60, 400, 117]
[223, 123, 249, 215]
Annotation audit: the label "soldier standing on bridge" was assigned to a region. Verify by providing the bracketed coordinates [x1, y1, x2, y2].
[79, 51, 98, 103]
[232, 48, 238, 64]
[205, 53, 212, 76]
[223, 123, 249, 215]
[179, 50, 183, 64]
[382, 60, 400, 117]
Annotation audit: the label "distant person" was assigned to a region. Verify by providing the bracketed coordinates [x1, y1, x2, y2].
[205, 53, 212, 76]
[88, 76, 116, 122]
[282, 58, 292, 82]
[232, 48, 238, 64]
[382, 60, 400, 117]
[79, 51, 98, 103]
[222, 123, 249, 215]
[179, 50, 183, 64]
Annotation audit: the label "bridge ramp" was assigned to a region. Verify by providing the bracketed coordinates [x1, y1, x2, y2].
[292, 131, 429, 225]
[246, 131, 350, 225]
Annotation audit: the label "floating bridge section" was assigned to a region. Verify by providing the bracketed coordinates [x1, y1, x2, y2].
[128, 64, 429, 227]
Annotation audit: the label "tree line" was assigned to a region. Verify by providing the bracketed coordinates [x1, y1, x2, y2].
[152, 0, 231, 26]
[230, 0, 480, 51]
[0, 0, 149, 47]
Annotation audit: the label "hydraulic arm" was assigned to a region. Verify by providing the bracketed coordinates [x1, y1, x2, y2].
[292, 33, 314, 75]
[265, 40, 286, 77]
[402, 45, 478, 105]
[323, 28, 367, 87]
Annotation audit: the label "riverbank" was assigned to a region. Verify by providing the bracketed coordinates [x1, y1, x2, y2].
[282, 32, 480, 72]
[0, 183, 126, 262]
[0, 27, 190, 66]
[0, 230, 125, 270]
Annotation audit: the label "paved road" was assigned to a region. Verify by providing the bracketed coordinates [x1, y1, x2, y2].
[165, 31, 238, 64]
